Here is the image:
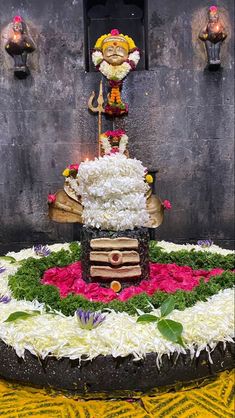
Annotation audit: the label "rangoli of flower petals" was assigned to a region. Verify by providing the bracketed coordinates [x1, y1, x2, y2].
[41, 261, 225, 303]
[0, 242, 234, 362]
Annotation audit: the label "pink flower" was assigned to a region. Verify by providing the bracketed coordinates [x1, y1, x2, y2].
[13, 15, 22, 23]
[105, 129, 125, 138]
[209, 5, 218, 12]
[69, 164, 79, 171]
[110, 29, 120, 36]
[163, 200, 172, 210]
[41, 261, 224, 303]
[47, 194, 56, 204]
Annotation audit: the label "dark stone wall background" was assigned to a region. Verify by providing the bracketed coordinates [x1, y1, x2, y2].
[0, 0, 234, 254]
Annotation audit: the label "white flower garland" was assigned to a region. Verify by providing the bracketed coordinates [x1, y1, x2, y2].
[92, 50, 140, 81]
[68, 153, 149, 230]
[119, 134, 128, 153]
[100, 133, 128, 155]
[100, 135, 111, 154]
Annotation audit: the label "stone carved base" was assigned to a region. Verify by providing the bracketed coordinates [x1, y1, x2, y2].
[0, 339, 233, 395]
[81, 227, 149, 288]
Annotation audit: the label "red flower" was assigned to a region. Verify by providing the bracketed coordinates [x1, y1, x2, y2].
[13, 15, 23, 23]
[105, 129, 125, 138]
[69, 164, 79, 171]
[47, 194, 56, 204]
[110, 148, 119, 154]
[209, 5, 218, 12]
[126, 59, 136, 70]
[41, 261, 224, 303]
[163, 200, 172, 210]
[110, 29, 120, 36]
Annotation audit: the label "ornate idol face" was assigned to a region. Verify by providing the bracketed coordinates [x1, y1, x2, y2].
[103, 39, 129, 66]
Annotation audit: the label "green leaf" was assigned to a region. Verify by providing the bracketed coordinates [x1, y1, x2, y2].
[137, 314, 160, 323]
[160, 296, 175, 317]
[157, 319, 185, 347]
[0, 256, 16, 263]
[4, 310, 41, 323]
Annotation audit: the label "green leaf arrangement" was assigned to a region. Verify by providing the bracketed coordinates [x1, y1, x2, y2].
[4, 310, 41, 323]
[7, 242, 235, 316]
[137, 296, 185, 347]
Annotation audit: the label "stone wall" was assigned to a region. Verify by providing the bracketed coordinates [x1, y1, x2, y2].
[0, 0, 234, 254]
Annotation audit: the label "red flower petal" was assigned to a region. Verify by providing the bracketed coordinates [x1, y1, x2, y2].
[41, 262, 224, 302]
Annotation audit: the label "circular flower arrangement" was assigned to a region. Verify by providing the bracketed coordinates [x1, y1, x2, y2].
[0, 241, 234, 392]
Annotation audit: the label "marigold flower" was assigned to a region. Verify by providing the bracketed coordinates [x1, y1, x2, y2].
[62, 168, 70, 177]
[110, 281, 122, 293]
[47, 194, 56, 204]
[163, 200, 172, 210]
[145, 174, 153, 184]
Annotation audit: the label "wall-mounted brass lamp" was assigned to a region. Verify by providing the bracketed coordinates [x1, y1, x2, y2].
[199, 6, 227, 68]
[5, 16, 36, 78]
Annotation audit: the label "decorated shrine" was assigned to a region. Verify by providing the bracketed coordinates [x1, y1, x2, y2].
[0, 1, 234, 417]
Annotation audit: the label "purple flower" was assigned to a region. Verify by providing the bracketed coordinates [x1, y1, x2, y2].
[0, 295, 11, 304]
[197, 239, 214, 248]
[76, 309, 106, 330]
[33, 245, 51, 257]
[0, 266, 6, 274]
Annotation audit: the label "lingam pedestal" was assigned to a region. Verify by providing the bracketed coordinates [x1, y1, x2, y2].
[81, 227, 149, 289]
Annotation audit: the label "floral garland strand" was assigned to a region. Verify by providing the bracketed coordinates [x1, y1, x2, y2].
[92, 49, 140, 81]
[100, 129, 128, 155]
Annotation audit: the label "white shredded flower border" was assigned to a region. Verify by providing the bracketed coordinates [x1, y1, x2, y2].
[0, 242, 234, 363]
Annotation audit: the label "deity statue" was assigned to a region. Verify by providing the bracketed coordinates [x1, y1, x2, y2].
[92, 29, 140, 115]
[5, 16, 36, 78]
[199, 6, 227, 67]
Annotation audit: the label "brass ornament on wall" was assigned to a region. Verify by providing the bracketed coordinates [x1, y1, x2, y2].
[199, 6, 227, 68]
[4, 16, 36, 78]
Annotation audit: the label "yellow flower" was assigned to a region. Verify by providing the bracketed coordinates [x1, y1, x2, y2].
[145, 174, 153, 184]
[62, 168, 70, 177]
